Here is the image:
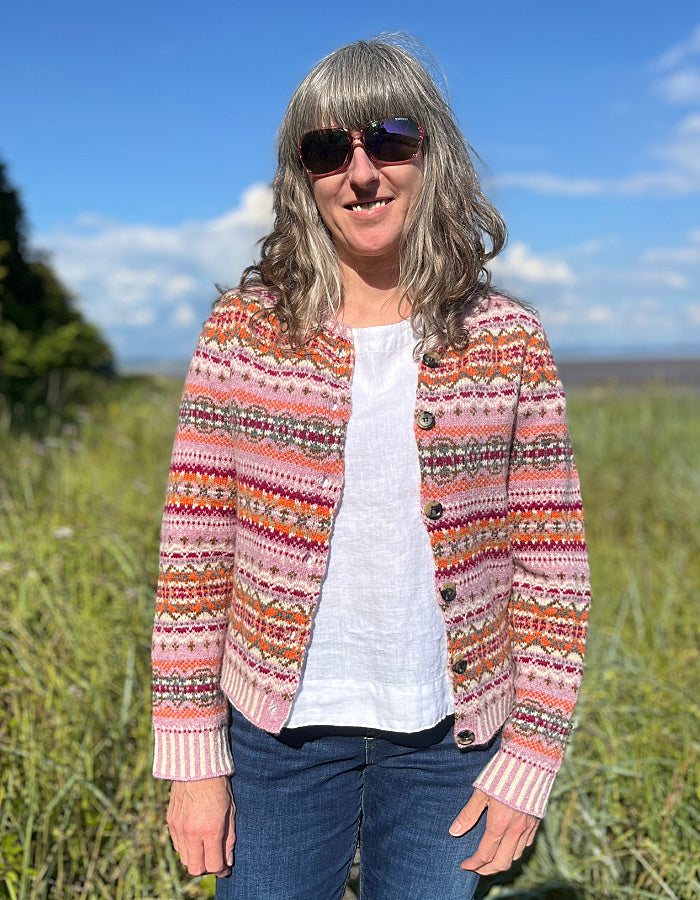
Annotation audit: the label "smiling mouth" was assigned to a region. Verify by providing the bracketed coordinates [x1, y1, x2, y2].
[347, 199, 392, 212]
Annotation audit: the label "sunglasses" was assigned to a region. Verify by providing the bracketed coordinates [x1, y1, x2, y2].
[298, 117, 424, 177]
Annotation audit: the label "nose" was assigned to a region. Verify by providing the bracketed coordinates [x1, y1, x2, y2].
[347, 138, 379, 186]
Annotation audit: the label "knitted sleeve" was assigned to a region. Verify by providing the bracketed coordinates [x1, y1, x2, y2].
[473, 322, 590, 817]
[151, 308, 237, 780]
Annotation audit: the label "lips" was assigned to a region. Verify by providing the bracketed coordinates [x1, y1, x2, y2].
[345, 198, 393, 212]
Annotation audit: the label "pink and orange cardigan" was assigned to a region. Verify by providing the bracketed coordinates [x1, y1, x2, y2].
[152, 290, 590, 818]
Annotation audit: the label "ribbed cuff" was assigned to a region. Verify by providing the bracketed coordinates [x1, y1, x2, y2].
[472, 747, 557, 819]
[152, 723, 234, 781]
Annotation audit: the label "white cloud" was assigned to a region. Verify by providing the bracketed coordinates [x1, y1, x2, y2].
[653, 24, 700, 71]
[490, 237, 700, 357]
[631, 269, 688, 290]
[562, 236, 621, 257]
[592, 262, 689, 292]
[656, 66, 700, 104]
[490, 173, 605, 196]
[36, 184, 274, 359]
[656, 112, 700, 178]
[172, 303, 196, 327]
[667, 272, 690, 290]
[164, 275, 199, 298]
[490, 242, 575, 286]
[586, 306, 615, 324]
[642, 229, 700, 266]
[491, 112, 700, 197]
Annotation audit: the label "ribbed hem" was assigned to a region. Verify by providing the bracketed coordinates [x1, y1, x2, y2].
[220, 656, 294, 734]
[152, 723, 234, 781]
[473, 747, 556, 819]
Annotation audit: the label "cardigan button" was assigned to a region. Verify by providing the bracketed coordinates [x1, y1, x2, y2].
[457, 729, 475, 746]
[422, 352, 440, 368]
[452, 656, 468, 675]
[416, 410, 435, 430]
[424, 500, 443, 521]
[440, 582, 457, 603]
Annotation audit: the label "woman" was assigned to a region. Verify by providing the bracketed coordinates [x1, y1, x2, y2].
[152, 36, 590, 900]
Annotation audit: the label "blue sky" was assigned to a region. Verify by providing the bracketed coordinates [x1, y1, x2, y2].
[3, 1, 700, 364]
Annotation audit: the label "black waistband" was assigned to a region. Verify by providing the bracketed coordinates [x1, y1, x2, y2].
[275, 714, 455, 750]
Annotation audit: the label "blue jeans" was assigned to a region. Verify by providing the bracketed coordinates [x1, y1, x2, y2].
[215, 706, 501, 900]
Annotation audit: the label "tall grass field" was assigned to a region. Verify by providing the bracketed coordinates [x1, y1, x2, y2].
[1, 377, 698, 899]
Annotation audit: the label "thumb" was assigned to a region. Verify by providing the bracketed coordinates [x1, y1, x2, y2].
[449, 788, 489, 837]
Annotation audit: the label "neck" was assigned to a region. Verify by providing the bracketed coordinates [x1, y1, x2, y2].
[337, 256, 409, 327]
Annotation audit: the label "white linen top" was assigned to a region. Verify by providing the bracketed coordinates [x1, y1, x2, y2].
[286, 318, 454, 731]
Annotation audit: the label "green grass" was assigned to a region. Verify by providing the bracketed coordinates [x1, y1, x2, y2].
[1, 379, 699, 899]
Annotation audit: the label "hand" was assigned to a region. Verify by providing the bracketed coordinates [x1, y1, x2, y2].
[167, 776, 236, 876]
[449, 788, 539, 875]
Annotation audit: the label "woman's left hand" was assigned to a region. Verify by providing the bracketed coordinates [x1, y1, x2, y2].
[449, 788, 540, 874]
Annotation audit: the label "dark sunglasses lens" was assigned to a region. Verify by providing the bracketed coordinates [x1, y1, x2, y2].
[365, 118, 421, 162]
[300, 129, 350, 175]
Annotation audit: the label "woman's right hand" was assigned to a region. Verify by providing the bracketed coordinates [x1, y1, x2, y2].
[167, 775, 236, 876]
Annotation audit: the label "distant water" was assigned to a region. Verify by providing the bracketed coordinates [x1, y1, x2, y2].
[120, 359, 190, 379]
[558, 358, 700, 388]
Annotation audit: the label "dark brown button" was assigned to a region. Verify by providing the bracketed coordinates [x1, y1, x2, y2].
[424, 501, 443, 521]
[452, 657, 468, 675]
[457, 729, 475, 746]
[422, 352, 440, 368]
[416, 410, 435, 430]
[440, 582, 457, 603]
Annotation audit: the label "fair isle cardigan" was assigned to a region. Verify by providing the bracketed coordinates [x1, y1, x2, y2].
[152, 289, 590, 819]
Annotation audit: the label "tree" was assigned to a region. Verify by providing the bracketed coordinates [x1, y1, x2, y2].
[0, 158, 114, 423]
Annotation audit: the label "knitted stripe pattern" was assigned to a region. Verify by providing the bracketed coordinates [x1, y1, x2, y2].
[152, 291, 590, 817]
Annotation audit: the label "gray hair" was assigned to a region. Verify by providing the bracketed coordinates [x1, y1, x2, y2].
[240, 36, 507, 351]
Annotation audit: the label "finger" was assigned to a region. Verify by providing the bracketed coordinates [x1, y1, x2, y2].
[206, 798, 236, 874]
[464, 827, 521, 875]
[459, 826, 503, 871]
[513, 819, 538, 861]
[449, 789, 488, 836]
[512, 832, 528, 863]
[201, 828, 230, 876]
[225, 804, 236, 865]
[182, 833, 207, 875]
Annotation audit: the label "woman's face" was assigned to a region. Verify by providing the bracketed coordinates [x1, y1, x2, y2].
[310, 130, 424, 272]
